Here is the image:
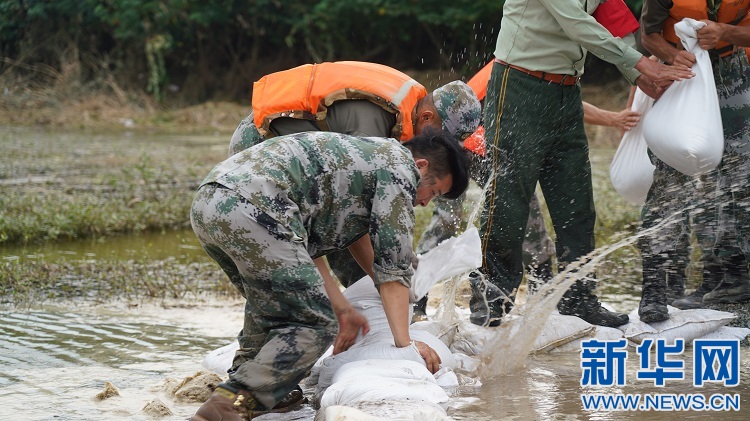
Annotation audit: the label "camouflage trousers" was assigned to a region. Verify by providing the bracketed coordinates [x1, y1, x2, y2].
[190, 183, 337, 408]
[228, 111, 265, 156]
[640, 50, 750, 286]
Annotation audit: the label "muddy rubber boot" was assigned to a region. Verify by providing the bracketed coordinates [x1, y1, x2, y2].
[703, 259, 750, 304]
[638, 256, 669, 323]
[558, 279, 629, 327]
[469, 272, 512, 327]
[190, 383, 260, 421]
[190, 383, 305, 421]
[672, 263, 723, 309]
[638, 282, 669, 323]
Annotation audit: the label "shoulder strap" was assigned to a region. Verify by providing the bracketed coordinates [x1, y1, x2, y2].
[706, 0, 721, 22]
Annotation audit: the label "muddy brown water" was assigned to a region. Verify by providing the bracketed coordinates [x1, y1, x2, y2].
[1, 127, 749, 420]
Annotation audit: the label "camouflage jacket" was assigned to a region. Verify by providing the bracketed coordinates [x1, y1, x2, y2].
[200, 132, 420, 288]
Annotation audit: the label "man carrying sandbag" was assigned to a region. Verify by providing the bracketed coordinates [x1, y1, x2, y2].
[189, 130, 468, 420]
[637, 0, 750, 323]
[469, 0, 693, 329]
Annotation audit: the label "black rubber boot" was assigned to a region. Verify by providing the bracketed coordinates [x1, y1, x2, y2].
[558, 278, 629, 327]
[703, 256, 750, 304]
[469, 272, 513, 327]
[672, 263, 723, 309]
[638, 282, 669, 323]
[638, 255, 669, 323]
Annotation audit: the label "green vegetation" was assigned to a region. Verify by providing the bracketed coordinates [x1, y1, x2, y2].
[1, 0, 645, 107]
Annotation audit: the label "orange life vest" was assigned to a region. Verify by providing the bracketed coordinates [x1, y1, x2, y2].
[662, 0, 750, 57]
[252, 61, 427, 141]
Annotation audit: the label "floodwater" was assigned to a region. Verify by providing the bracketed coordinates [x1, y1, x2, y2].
[1, 128, 749, 420]
[1, 297, 748, 420]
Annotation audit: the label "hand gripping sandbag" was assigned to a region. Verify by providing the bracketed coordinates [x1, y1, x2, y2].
[610, 88, 655, 205]
[642, 18, 723, 176]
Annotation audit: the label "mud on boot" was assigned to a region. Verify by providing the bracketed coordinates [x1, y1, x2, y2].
[672, 262, 725, 309]
[638, 283, 669, 323]
[671, 289, 706, 309]
[469, 272, 513, 327]
[190, 383, 306, 421]
[558, 280, 629, 328]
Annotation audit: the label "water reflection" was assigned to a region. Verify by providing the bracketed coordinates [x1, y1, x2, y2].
[0, 229, 208, 263]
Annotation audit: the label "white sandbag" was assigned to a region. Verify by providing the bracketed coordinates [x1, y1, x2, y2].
[411, 227, 483, 301]
[342, 277, 398, 335]
[202, 340, 238, 375]
[551, 326, 626, 353]
[320, 362, 449, 410]
[452, 352, 481, 374]
[313, 330, 455, 390]
[619, 306, 736, 344]
[433, 367, 459, 388]
[642, 18, 723, 176]
[696, 326, 750, 342]
[323, 405, 382, 421]
[322, 401, 450, 421]
[410, 320, 457, 348]
[610, 88, 656, 205]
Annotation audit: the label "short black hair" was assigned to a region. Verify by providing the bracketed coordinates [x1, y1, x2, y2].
[403, 129, 470, 199]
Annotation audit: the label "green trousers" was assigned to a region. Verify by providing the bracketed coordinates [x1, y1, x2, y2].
[475, 62, 598, 317]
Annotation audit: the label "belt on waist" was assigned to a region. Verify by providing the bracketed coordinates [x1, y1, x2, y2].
[494, 58, 579, 86]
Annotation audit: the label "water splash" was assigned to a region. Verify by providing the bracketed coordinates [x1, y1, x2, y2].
[432, 165, 689, 379]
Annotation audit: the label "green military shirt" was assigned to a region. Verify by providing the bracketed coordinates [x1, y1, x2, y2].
[201, 131, 420, 288]
[495, 0, 643, 83]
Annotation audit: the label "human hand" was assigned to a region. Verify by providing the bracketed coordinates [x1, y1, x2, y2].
[697, 20, 724, 50]
[333, 307, 370, 354]
[671, 50, 696, 67]
[635, 56, 694, 85]
[612, 109, 641, 132]
[635, 74, 672, 100]
[412, 340, 442, 373]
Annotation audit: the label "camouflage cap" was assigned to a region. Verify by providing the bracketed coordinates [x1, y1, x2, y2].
[432, 81, 481, 140]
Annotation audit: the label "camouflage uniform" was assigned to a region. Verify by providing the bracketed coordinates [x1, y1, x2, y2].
[229, 111, 264, 156]
[639, 47, 750, 305]
[191, 132, 420, 408]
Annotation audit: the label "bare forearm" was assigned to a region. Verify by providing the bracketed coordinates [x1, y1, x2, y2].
[641, 32, 681, 64]
[347, 234, 375, 279]
[583, 102, 616, 127]
[716, 23, 750, 47]
[378, 281, 411, 347]
[314, 257, 351, 314]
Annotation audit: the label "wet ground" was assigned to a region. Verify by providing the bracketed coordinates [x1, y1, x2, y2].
[2, 127, 749, 420]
